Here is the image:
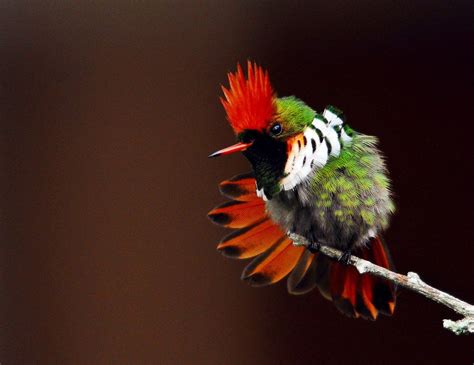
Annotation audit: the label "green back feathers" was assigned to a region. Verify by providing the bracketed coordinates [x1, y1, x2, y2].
[275, 96, 315, 135]
[312, 135, 384, 186]
[311, 134, 394, 228]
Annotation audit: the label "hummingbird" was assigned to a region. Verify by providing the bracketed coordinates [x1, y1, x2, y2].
[208, 62, 396, 320]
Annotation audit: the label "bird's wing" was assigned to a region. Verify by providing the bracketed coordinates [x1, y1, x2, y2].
[209, 173, 396, 319]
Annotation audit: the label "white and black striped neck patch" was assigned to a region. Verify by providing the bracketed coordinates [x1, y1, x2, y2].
[280, 106, 353, 191]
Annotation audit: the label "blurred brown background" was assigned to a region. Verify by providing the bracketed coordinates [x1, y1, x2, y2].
[1, 1, 473, 364]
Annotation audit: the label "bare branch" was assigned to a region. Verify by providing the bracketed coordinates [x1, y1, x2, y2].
[288, 232, 474, 335]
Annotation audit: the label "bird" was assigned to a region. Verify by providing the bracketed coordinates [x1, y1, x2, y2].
[208, 61, 396, 320]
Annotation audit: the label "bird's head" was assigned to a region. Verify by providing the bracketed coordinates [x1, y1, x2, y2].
[210, 62, 315, 199]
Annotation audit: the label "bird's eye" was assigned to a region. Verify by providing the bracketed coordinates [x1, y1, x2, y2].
[270, 123, 283, 136]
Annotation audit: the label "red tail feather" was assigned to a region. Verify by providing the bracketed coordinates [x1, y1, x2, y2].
[242, 237, 305, 286]
[208, 200, 266, 229]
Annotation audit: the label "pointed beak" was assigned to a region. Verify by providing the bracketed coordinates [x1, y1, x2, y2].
[208, 141, 253, 158]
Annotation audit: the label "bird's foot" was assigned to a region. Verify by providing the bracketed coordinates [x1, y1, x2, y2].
[338, 249, 352, 265]
[307, 241, 321, 253]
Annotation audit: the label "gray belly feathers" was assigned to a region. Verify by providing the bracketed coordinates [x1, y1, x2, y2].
[266, 182, 376, 251]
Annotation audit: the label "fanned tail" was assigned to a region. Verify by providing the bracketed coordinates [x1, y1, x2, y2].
[288, 236, 396, 319]
[209, 173, 396, 319]
[208, 172, 305, 283]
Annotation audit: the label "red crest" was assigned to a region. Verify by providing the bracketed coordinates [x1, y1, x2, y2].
[221, 61, 276, 134]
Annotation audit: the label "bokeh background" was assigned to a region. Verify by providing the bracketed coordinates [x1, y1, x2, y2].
[1, 1, 473, 364]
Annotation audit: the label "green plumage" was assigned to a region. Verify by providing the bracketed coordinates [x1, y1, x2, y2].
[264, 102, 394, 251]
[311, 134, 394, 230]
[275, 96, 315, 135]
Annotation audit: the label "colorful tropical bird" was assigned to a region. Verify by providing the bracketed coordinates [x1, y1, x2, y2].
[208, 62, 396, 320]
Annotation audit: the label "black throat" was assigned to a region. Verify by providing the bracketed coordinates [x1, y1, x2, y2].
[239, 130, 287, 199]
